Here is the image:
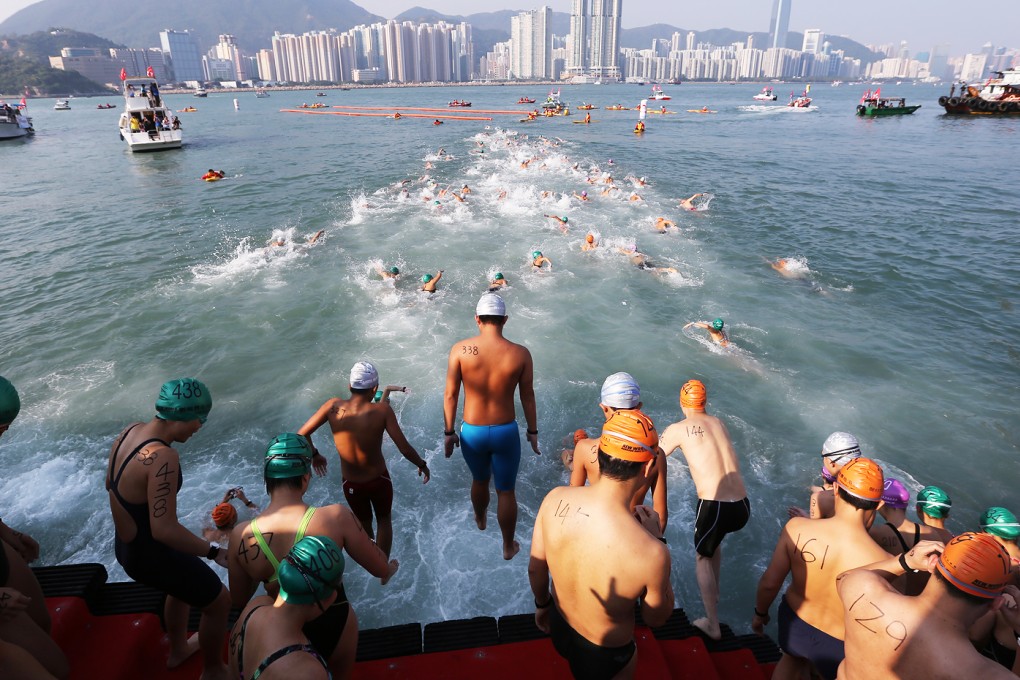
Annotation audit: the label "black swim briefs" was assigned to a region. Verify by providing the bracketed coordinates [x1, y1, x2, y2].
[549, 601, 635, 680]
[694, 497, 750, 557]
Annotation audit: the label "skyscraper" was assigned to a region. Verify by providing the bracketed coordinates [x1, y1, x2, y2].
[510, 6, 552, 79]
[802, 29, 823, 54]
[588, 0, 622, 80]
[568, 0, 588, 76]
[159, 29, 204, 82]
[768, 0, 790, 51]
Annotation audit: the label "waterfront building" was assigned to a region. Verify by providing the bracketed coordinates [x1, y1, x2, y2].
[510, 6, 552, 79]
[802, 29, 823, 54]
[109, 48, 170, 82]
[768, 0, 791, 50]
[48, 48, 124, 88]
[159, 29, 204, 82]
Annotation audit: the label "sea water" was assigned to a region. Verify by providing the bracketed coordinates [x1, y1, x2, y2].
[1, 83, 1018, 633]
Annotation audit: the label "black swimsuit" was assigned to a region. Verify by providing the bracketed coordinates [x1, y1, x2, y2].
[237, 604, 331, 680]
[108, 424, 222, 609]
[887, 523, 921, 553]
[549, 601, 635, 680]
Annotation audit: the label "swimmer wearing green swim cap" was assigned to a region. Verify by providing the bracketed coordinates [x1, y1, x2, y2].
[0, 375, 20, 437]
[684, 318, 729, 347]
[376, 265, 399, 280]
[532, 251, 552, 270]
[489, 272, 508, 291]
[421, 269, 443, 293]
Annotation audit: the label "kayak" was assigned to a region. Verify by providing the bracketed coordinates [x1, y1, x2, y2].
[687, 109, 718, 114]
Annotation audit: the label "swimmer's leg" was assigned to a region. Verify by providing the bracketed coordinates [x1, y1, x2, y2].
[470, 480, 489, 531]
[693, 548, 723, 640]
[329, 606, 358, 680]
[0, 610, 68, 678]
[496, 490, 520, 560]
[164, 595, 196, 668]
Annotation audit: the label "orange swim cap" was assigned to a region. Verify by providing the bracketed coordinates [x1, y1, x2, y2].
[680, 380, 707, 409]
[599, 410, 658, 463]
[211, 502, 237, 529]
[936, 532, 1011, 599]
[836, 457, 884, 502]
[586, 234, 594, 243]
[573, 428, 588, 444]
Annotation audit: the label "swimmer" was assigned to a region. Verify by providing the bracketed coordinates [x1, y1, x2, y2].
[572, 190, 590, 201]
[377, 266, 400, 280]
[201, 169, 225, 180]
[204, 487, 259, 547]
[654, 217, 676, 233]
[659, 379, 749, 641]
[684, 318, 728, 346]
[581, 233, 598, 252]
[543, 214, 569, 233]
[531, 251, 552, 270]
[679, 193, 705, 211]
[628, 192, 643, 202]
[561, 429, 587, 471]
[531, 410, 673, 678]
[753, 458, 890, 680]
[618, 245, 678, 275]
[461, 184, 471, 194]
[497, 189, 508, 201]
[421, 270, 443, 293]
[488, 272, 508, 291]
[444, 293, 540, 560]
[768, 257, 809, 280]
[306, 230, 324, 245]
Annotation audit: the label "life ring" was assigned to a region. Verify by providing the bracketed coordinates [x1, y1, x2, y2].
[947, 97, 959, 107]
[937, 96, 948, 106]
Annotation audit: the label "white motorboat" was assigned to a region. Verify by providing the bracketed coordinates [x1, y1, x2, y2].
[254, 87, 270, 98]
[0, 103, 33, 140]
[752, 87, 777, 101]
[118, 77, 182, 152]
[649, 84, 671, 100]
[54, 99, 71, 110]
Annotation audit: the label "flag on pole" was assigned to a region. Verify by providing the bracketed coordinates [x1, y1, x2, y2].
[18, 96, 26, 109]
[874, 87, 881, 99]
[146, 66, 155, 78]
[120, 68, 127, 81]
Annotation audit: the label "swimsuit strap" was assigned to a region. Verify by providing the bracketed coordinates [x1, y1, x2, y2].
[106, 423, 142, 488]
[109, 430, 169, 508]
[912, 523, 921, 546]
[251, 644, 329, 680]
[889, 524, 910, 553]
[236, 603, 268, 680]
[249, 519, 281, 582]
[294, 506, 317, 543]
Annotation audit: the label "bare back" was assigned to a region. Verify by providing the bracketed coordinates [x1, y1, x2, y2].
[535, 486, 671, 647]
[659, 412, 746, 501]
[447, 328, 533, 426]
[321, 397, 390, 483]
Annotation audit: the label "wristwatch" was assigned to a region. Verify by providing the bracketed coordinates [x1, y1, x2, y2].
[206, 543, 221, 561]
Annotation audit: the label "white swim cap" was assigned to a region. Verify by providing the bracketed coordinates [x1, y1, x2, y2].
[821, 431, 861, 461]
[476, 293, 506, 317]
[350, 361, 379, 390]
[600, 372, 641, 409]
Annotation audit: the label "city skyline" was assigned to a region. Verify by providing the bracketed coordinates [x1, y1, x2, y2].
[0, 0, 1017, 57]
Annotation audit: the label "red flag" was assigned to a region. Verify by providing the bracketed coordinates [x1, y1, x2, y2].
[874, 87, 881, 100]
[18, 96, 26, 109]
[146, 66, 155, 78]
[120, 68, 127, 81]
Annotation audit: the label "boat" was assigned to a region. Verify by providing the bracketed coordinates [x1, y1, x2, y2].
[54, 99, 71, 111]
[96, 103, 116, 109]
[178, 107, 197, 112]
[516, 97, 536, 104]
[752, 87, 777, 101]
[687, 107, 717, 114]
[448, 100, 472, 107]
[856, 93, 920, 117]
[118, 76, 182, 152]
[254, 87, 270, 98]
[605, 104, 630, 111]
[0, 103, 33, 140]
[939, 68, 1020, 115]
[787, 91, 812, 108]
[649, 84, 671, 101]
[193, 87, 207, 98]
[316, 92, 327, 97]
[541, 89, 565, 110]
[577, 103, 597, 110]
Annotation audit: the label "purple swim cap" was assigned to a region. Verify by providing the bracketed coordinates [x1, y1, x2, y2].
[821, 466, 836, 484]
[881, 478, 909, 509]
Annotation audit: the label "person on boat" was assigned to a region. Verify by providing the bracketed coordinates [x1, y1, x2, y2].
[228, 434, 396, 679]
[488, 272, 508, 291]
[203, 487, 259, 547]
[530, 410, 673, 679]
[753, 458, 890, 680]
[661, 106, 668, 113]
[684, 318, 728, 346]
[129, 116, 141, 133]
[296, 362, 429, 563]
[531, 251, 552, 270]
[229, 536, 347, 680]
[634, 120, 645, 133]
[377, 265, 400, 280]
[420, 270, 443, 293]
[444, 293, 540, 561]
[836, 533, 1020, 680]
[679, 193, 705, 211]
[658, 379, 749, 641]
[581, 233, 598, 252]
[0, 376, 70, 680]
[106, 378, 231, 680]
[583, 112, 591, 124]
[654, 217, 676, 233]
[569, 372, 668, 533]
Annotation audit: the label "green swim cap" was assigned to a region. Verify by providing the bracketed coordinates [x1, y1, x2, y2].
[422, 274, 433, 283]
[562, 217, 568, 223]
[155, 378, 211, 424]
[494, 273, 504, 280]
[264, 433, 312, 479]
[712, 318, 724, 331]
[278, 536, 346, 605]
[0, 376, 20, 426]
[980, 507, 1020, 540]
[533, 251, 542, 258]
[916, 486, 952, 519]
[389, 266, 399, 275]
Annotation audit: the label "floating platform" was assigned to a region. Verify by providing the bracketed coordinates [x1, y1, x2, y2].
[34, 563, 780, 679]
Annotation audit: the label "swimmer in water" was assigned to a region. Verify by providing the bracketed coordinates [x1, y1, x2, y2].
[488, 272, 508, 291]
[531, 251, 552, 270]
[617, 245, 678, 275]
[769, 258, 803, 278]
[628, 192, 643, 202]
[581, 233, 598, 252]
[654, 217, 676, 233]
[421, 270, 443, 293]
[377, 265, 400, 280]
[561, 429, 588, 471]
[543, 214, 569, 233]
[268, 230, 324, 249]
[461, 184, 471, 194]
[679, 193, 705, 211]
[497, 189, 508, 201]
[573, 190, 590, 201]
[684, 318, 729, 346]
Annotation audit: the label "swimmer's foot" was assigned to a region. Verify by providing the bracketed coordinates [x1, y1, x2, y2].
[475, 512, 487, 531]
[381, 559, 399, 586]
[167, 634, 200, 669]
[692, 617, 722, 641]
[503, 540, 521, 561]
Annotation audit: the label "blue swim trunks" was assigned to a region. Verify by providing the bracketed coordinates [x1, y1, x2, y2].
[459, 421, 521, 491]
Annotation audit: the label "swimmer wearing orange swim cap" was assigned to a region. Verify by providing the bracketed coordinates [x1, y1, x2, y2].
[211, 502, 237, 530]
[599, 410, 658, 463]
[936, 532, 1011, 599]
[680, 379, 707, 410]
[573, 429, 588, 445]
[836, 457, 884, 502]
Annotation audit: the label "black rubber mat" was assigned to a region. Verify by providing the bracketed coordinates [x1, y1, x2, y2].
[424, 616, 499, 653]
[358, 623, 423, 661]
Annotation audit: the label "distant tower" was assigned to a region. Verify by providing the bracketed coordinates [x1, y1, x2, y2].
[159, 29, 204, 82]
[588, 0, 621, 80]
[686, 31, 696, 51]
[768, 0, 791, 50]
[568, 0, 588, 76]
[802, 29, 823, 54]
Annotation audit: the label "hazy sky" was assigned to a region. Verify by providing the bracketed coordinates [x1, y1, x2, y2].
[0, 0, 1015, 56]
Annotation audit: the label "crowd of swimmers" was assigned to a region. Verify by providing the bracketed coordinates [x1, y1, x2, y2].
[3, 287, 1020, 680]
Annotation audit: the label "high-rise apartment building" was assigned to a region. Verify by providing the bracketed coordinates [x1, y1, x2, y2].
[159, 29, 204, 82]
[802, 29, 823, 54]
[768, 0, 790, 50]
[510, 6, 552, 79]
[209, 34, 247, 81]
[567, 0, 588, 76]
[589, 0, 622, 79]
